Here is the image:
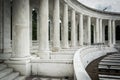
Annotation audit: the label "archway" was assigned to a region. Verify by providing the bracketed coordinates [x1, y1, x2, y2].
[91, 25, 94, 44]
[116, 25, 120, 43]
[105, 25, 108, 43]
[32, 9, 37, 40]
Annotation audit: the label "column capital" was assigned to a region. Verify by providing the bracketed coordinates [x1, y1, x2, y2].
[79, 13, 82, 15]
[87, 15, 91, 18]
[112, 19, 116, 22]
[108, 19, 112, 21]
[71, 8, 75, 12]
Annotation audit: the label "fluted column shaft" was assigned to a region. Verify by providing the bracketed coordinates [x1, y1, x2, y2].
[94, 25, 96, 43]
[0, 0, 2, 52]
[0, 0, 11, 53]
[108, 20, 112, 45]
[99, 19, 103, 43]
[71, 10, 76, 47]
[79, 14, 84, 46]
[112, 20, 116, 45]
[12, 0, 30, 57]
[52, 0, 60, 51]
[87, 16, 91, 45]
[96, 18, 100, 43]
[38, 0, 49, 56]
[62, 3, 69, 48]
[102, 26, 105, 43]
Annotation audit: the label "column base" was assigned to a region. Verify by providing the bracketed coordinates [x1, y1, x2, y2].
[109, 44, 115, 47]
[52, 47, 60, 52]
[3, 48, 12, 53]
[62, 45, 69, 49]
[5, 57, 31, 76]
[0, 53, 12, 60]
[37, 50, 51, 59]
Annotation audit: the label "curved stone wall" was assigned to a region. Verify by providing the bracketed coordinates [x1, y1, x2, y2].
[73, 46, 117, 80]
[65, 0, 120, 20]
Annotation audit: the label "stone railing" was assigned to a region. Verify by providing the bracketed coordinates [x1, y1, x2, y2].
[73, 46, 117, 80]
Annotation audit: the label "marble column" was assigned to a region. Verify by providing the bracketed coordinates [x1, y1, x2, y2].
[0, 0, 11, 53]
[112, 20, 116, 45]
[0, 0, 3, 52]
[30, 7, 33, 49]
[52, 0, 60, 51]
[87, 16, 91, 45]
[62, 3, 69, 48]
[94, 25, 96, 43]
[12, 0, 30, 58]
[79, 14, 84, 46]
[84, 22, 88, 44]
[96, 18, 100, 43]
[3, 0, 11, 53]
[108, 20, 112, 46]
[99, 19, 103, 43]
[38, 0, 49, 58]
[6, 0, 31, 76]
[71, 10, 76, 47]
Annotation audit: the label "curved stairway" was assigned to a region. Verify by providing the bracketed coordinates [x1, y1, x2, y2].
[98, 53, 120, 80]
[0, 64, 25, 80]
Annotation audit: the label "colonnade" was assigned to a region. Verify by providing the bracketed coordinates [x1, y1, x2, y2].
[0, 0, 117, 58]
[0, 0, 119, 76]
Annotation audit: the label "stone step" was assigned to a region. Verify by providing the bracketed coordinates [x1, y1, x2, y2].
[0, 64, 7, 71]
[14, 76, 26, 80]
[99, 77, 120, 80]
[0, 68, 13, 79]
[101, 59, 120, 63]
[111, 54, 120, 56]
[1, 72, 19, 80]
[99, 62, 120, 66]
[99, 65, 120, 70]
[99, 74, 120, 79]
[106, 56, 120, 58]
[104, 57, 120, 60]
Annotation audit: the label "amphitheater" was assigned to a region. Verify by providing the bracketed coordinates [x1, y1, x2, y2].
[0, 0, 120, 80]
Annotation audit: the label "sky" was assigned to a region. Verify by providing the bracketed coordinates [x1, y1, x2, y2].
[78, 0, 120, 12]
